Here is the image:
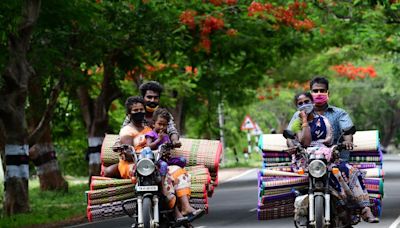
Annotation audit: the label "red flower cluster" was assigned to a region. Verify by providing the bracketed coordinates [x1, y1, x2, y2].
[332, 63, 377, 80]
[226, 28, 238, 37]
[185, 66, 198, 76]
[248, 1, 314, 32]
[179, 10, 197, 29]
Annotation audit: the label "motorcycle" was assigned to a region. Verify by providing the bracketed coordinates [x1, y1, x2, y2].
[283, 130, 362, 228]
[113, 143, 194, 228]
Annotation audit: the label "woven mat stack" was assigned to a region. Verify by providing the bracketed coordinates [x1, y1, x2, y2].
[185, 165, 211, 212]
[257, 134, 306, 220]
[86, 134, 221, 222]
[257, 130, 384, 220]
[86, 176, 136, 222]
[349, 130, 384, 218]
[171, 138, 222, 189]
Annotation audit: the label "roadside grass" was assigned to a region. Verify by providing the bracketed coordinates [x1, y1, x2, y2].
[0, 177, 88, 228]
[220, 148, 263, 169]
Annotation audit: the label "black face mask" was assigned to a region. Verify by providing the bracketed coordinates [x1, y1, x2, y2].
[130, 112, 145, 123]
[145, 101, 159, 108]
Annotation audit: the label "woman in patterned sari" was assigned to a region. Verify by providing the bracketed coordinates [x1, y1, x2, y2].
[290, 92, 378, 223]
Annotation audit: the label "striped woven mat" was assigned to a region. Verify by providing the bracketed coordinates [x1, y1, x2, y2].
[90, 178, 133, 190]
[87, 184, 135, 200]
[87, 199, 136, 222]
[101, 134, 120, 166]
[257, 204, 294, 220]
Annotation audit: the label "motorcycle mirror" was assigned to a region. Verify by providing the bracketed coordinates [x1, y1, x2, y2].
[283, 129, 296, 139]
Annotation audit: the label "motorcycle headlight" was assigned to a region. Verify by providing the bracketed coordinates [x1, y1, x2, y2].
[309, 160, 326, 178]
[136, 158, 155, 176]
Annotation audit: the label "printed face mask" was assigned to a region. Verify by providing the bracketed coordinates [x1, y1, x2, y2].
[312, 93, 329, 105]
[298, 103, 314, 115]
[145, 101, 159, 113]
[130, 112, 145, 123]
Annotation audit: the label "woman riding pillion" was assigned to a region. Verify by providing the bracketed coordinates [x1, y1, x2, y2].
[106, 96, 203, 224]
[289, 91, 378, 224]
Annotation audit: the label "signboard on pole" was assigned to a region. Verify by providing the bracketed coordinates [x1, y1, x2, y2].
[240, 115, 256, 131]
[251, 123, 263, 136]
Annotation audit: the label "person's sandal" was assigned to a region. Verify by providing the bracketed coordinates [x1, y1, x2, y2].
[361, 207, 379, 223]
[185, 209, 205, 222]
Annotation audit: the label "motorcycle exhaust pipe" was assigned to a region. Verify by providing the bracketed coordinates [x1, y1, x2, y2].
[137, 196, 143, 226]
[153, 195, 159, 225]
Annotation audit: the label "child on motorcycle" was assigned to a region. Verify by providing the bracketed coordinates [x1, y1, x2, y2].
[143, 108, 202, 222]
[140, 108, 187, 206]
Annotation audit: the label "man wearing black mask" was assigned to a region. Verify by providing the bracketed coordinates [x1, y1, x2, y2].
[122, 81, 181, 147]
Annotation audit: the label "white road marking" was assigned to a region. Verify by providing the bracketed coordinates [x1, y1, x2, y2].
[223, 168, 257, 183]
[249, 207, 257, 212]
[389, 214, 400, 228]
[196, 226, 207, 228]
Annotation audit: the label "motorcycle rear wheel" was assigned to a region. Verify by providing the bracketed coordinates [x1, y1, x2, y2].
[143, 197, 154, 228]
[315, 195, 325, 228]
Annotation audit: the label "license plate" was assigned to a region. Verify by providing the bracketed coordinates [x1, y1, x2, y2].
[136, 185, 158, 192]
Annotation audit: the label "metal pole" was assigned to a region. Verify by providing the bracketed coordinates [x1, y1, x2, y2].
[218, 102, 225, 163]
[247, 130, 252, 159]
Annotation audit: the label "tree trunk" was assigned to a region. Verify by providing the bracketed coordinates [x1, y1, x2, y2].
[29, 130, 68, 191]
[167, 98, 184, 134]
[77, 57, 121, 182]
[27, 73, 68, 191]
[381, 103, 400, 147]
[0, 0, 41, 215]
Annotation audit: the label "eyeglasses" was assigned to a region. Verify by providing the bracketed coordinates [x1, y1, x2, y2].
[311, 89, 327, 93]
[297, 99, 311, 106]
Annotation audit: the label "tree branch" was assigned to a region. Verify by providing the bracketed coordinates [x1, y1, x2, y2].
[28, 75, 65, 146]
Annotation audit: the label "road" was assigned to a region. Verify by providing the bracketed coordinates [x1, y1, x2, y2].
[70, 155, 400, 228]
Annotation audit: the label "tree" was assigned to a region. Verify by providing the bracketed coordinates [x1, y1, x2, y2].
[0, 0, 41, 215]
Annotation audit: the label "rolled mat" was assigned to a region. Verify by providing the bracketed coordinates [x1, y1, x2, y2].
[259, 169, 306, 177]
[101, 134, 120, 166]
[257, 204, 294, 220]
[88, 191, 136, 206]
[259, 186, 307, 197]
[262, 152, 290, 158]
[263, 157, 292, 163]
[350, 162, 377, 169]
[352, 130, 379, 152]
[349, 156, 381, 162]
[87, 184, 135, 200]
[171, 138, 222, 176]
[258, 134, 289, 152]
[362, 168, 384, 178]
[87, 199, 136, 222]
[259, 176, 308, 187]
[90, 178, 133, 190]
[258, 198, 295, 208]
[259, 192, 295, 204]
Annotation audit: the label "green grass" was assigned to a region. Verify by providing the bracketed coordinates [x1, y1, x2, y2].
[0, 177, 88, 228]
[220, 147, 263, 169]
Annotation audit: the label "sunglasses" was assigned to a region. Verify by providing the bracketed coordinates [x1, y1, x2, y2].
[311, 89, 327, 93]
[297, 99, 311, 106]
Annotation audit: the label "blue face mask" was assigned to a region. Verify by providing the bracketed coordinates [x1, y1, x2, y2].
[297, 103, 314, 115]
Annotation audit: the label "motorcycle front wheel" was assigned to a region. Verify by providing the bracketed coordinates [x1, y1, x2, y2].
[315, 195, 325, 228]
[143, 197, 154, 228]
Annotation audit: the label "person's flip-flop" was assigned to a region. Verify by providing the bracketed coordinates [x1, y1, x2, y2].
[185, 209, 205, 222]
[173, 216, 188, 227]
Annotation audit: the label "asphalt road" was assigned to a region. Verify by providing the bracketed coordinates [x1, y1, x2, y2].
[70, 155, 400, 228]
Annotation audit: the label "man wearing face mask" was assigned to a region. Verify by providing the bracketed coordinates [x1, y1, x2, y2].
[122, 81, 181, 148]
[287, 76, 356, 160]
